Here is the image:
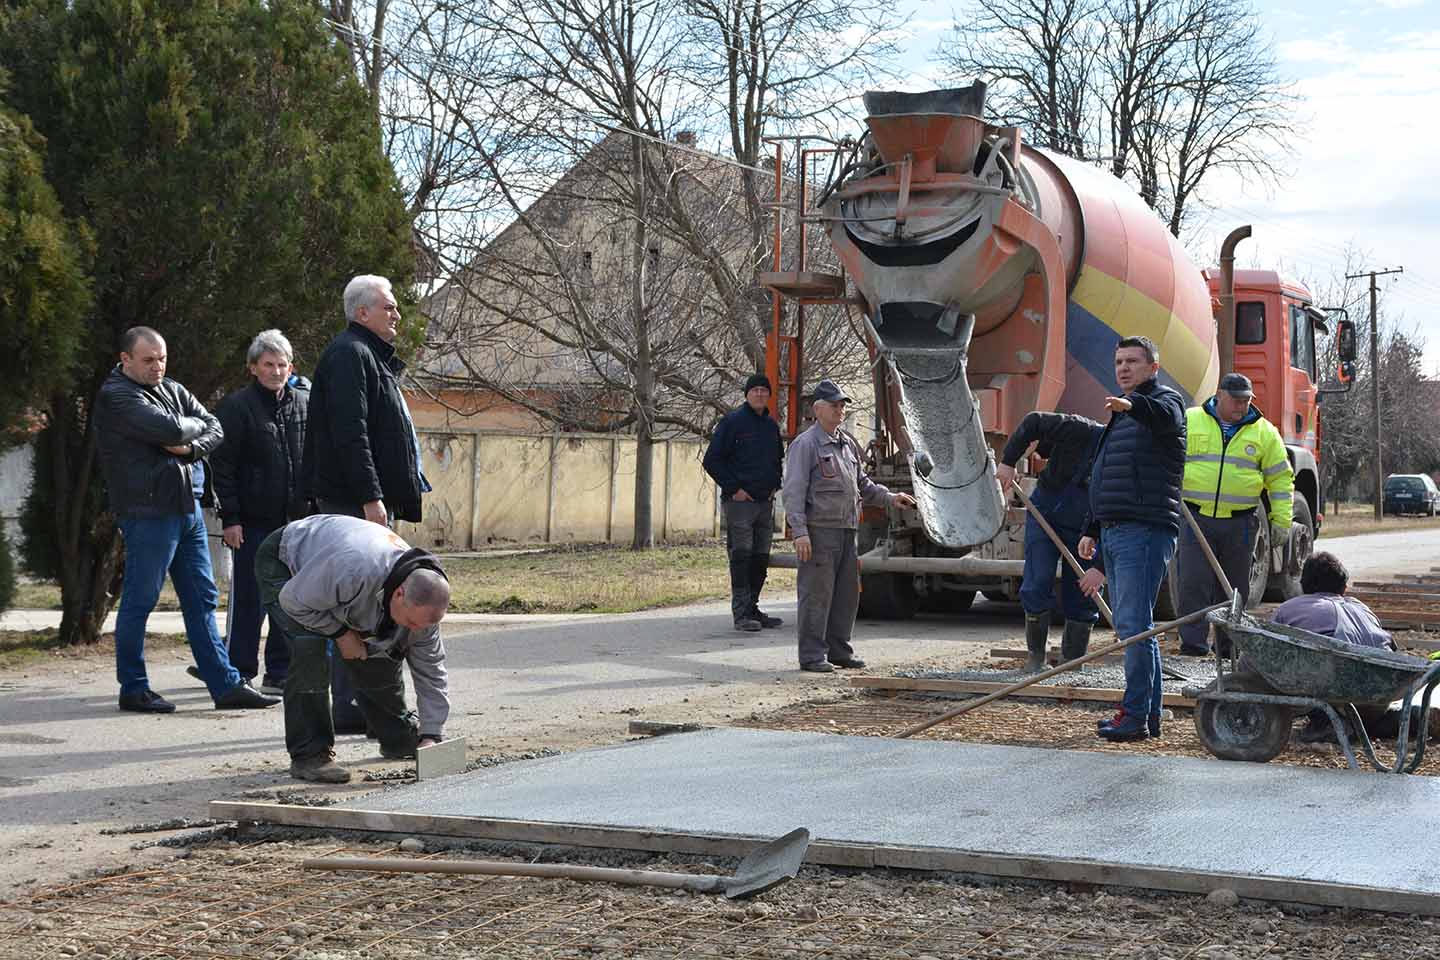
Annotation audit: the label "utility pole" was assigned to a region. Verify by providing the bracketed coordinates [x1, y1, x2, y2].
[1345, 266, 1404, 521]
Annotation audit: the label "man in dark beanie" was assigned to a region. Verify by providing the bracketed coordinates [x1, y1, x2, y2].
[703, 373, 785, 631]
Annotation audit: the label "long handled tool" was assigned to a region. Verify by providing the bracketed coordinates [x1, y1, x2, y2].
[1011, 482, 1191, 682]
[303, 827, 811, 900]
[895, 601, 1227, 738]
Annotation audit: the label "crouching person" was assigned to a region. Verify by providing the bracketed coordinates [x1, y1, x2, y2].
[256, 514, 451, 783]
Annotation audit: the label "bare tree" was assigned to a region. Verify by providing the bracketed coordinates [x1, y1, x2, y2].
[938, 0, 1293, 239]
[937, 0, 1102, 158]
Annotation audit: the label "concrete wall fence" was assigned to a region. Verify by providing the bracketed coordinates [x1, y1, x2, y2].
[395, 429, 721, 550]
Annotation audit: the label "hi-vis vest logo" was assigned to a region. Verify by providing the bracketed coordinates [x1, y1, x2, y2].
[1245, 443, 1257, 457]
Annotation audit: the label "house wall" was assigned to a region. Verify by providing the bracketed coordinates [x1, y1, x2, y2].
[394, 428, 721, 550]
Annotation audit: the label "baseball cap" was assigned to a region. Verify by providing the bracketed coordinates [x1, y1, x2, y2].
[812, 379, 851, 403]
[1219, 373, 1253, 397]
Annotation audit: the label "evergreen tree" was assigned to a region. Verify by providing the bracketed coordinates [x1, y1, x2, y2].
[3, 0, 415, 644]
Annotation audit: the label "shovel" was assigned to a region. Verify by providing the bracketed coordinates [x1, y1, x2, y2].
[302, 827, 811, 900]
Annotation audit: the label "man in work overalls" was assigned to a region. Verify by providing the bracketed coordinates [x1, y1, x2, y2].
[782, 380, 916, 673]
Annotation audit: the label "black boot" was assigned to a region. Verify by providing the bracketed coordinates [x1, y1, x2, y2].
[1061, 620, 1092, 671]
[1024, 614, 1049, 672]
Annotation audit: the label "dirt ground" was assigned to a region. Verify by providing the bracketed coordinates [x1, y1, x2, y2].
[3, 830, 1438, 959]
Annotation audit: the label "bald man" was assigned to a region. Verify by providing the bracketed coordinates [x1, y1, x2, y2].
[256, 514, 452, 783]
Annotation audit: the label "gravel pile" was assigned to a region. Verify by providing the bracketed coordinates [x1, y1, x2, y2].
[898, 654, 1220, 694]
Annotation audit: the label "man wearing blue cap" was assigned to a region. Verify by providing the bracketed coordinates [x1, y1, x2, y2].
[703, 373, 785, 632]
[783, 380, 916, 672]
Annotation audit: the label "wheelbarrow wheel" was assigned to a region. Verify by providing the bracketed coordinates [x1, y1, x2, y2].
[1194, 672, 1292, 763]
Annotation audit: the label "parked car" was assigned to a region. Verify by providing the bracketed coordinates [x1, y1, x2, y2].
[1383, 474, 1440, 515]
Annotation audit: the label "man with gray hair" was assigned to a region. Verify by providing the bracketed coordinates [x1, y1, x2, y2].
[304, 275, 431, 732]
[257, 514, 452, 783]
[209, 329, 312, 694]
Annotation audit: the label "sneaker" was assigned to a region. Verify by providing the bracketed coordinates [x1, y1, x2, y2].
[1098, 714, 1149, 742]
[214, 680, 281, 710]
[1097, 709, 1126, 730]
[290, 754, 352, 784]
[800, 661, 834, 673]
[750, 609, 783, 629]
[380, 744, 416, 761]
[1298, 715, 1338, 744]
[186, 665, 203, 683]
[119, 689, 176, 714]
[734, 618, 762, 633]
[259, 675, 285, 696]
[1178, 646, 1210, 658]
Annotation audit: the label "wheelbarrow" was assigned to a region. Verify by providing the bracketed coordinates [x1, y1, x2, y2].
[1184, 600, 1440, 772]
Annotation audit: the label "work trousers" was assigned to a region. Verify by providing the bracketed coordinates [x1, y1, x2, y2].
[1018, 484, 1099, 624]
[1176, 507, 1255, 652]
[225, 521, 289, 682]
[723, 498, 774, 623]
[115, 503, 243, 700]
[1101, 522, 1176, 723]
[314, 498, 373, 728]
[796, 525, 859, 667]
[255, 530, 419, 762]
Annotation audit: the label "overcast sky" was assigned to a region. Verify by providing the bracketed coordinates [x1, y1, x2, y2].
[888, 0, 1440, 368]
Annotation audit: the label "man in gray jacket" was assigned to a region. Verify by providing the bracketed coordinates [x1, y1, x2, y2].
[256, 514, 452, 783]
[783, 380, 915, 672]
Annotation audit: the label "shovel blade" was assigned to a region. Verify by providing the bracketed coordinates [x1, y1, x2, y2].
[722, 827, 811, 900]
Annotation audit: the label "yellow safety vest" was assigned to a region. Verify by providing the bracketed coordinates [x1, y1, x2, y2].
[1182, 403, 1294, 528]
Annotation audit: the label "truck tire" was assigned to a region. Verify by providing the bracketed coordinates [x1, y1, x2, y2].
[858, 573, 919, 620]
[1264, 496, 1314, 603]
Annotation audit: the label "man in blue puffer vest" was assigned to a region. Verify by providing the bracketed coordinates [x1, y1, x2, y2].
[1077, 336, 1188, 743]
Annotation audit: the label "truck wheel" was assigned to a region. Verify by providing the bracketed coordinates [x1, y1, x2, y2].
[1194, 673, 1292, 763]
[858, 573, 918, 620]
[982, 588, 1015, 603]
[1264, 496, 1313, 603]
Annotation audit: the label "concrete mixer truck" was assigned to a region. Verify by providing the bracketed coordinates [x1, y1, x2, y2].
[761, 83, 1356, 621]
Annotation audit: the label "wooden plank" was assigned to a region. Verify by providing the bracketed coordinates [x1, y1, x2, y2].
[988, 648, 1127, 666]
[210, 802, 1440, 917]
[1353, 580, 1440, 594]
[627, 720, 710, 736]
[850, 677, 1196, 708]
[210, 802, 874, 868]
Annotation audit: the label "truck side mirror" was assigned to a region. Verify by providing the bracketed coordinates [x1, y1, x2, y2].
[1336, 318, 1357, 362]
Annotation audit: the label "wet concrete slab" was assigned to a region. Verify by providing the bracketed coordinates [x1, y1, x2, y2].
[344, 728, 1440, 900]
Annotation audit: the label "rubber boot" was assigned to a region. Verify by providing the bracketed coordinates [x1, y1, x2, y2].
[1024, 614, 1049, 672]
[1061, 620, 1092, 672]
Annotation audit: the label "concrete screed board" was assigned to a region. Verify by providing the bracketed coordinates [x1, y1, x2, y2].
[336, 728, 1440, 906]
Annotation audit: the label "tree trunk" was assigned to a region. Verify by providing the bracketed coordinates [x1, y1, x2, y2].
[47, 392, 122, 646]
[627, 124, 655, 551]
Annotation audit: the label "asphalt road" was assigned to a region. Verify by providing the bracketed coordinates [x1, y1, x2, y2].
[2, 525, 1437, 895]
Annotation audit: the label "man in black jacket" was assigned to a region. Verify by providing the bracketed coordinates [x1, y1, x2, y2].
[703, 374, 784, 631]
[305, 274, 428, 527]
[304, 275, 430, 731]
[1077, 336, 1187, 743]
[210, 329, 311, 695]
[94, 327, 280, 714]
[997, 411, 1104, 671]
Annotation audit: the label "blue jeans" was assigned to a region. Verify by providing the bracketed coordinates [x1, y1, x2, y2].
[225, 522, 289, 681]
[1019, 484, 1099, 623]
[1100, 522, 1177, 720]
[115, 503, 243, 699]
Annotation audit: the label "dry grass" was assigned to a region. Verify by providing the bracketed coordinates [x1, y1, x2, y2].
[12, 542, 796, 617]
[1320, 500, 1440, 538]
[0, 629, 188, 670]
[443, 542, 797, 614]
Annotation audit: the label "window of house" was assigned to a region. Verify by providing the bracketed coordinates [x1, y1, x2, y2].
[1236, 302, 1265, 344]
